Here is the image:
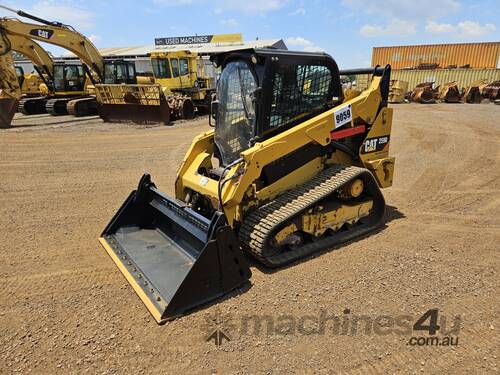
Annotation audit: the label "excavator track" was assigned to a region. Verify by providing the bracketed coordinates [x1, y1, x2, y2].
[46, 98, 69, 116]
[67, 97, 98, 116]
[239, 165, 386, 267]
[18, 96, 47, 115]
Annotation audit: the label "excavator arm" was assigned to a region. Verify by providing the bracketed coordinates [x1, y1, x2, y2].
[9, 34, 53, 79]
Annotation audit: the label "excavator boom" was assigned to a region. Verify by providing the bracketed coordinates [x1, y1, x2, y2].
[0, 5, 103, 81]
[0, 6, 138, 121]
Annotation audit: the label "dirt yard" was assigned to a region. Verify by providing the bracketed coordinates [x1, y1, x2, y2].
[1, 103, 499, 374]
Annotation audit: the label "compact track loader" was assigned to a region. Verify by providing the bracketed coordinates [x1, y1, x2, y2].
[101, 49, 395, 323]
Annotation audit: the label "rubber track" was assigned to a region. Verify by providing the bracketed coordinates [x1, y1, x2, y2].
[46, 98, 70, 116]
[18, 96, 47, 115]
[67, 97, 97, 116]
[239, 165, 385, 267]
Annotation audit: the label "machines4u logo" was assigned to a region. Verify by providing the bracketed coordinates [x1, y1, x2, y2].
[29, 28, 54, 39]
[362, 135, 390, 154]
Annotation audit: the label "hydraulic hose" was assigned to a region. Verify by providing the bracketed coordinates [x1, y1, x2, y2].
[217, 157, 244, 213]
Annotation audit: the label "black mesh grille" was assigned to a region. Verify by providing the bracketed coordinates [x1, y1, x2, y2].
[269, 64, 333, 128]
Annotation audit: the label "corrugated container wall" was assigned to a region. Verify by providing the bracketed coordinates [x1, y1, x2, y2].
[372, 42, 500, 69]
[353, 68, 500, 91]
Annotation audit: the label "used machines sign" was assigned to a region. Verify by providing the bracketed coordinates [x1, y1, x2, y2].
[155, 33, 242, 46]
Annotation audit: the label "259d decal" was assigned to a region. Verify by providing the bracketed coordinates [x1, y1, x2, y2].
[361, 135, 390, 154]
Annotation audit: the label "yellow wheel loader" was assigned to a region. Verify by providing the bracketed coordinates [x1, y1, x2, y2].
[95, 51, 214, 125]
[100, 49, 395, 323]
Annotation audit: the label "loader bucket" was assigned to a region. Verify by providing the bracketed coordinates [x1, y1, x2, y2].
[95, 84, 171, 125]
[100, 174, 251, 323]
[0, 97, 18, 128]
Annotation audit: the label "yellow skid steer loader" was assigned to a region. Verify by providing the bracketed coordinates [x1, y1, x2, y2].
[100, 49, 395, 323]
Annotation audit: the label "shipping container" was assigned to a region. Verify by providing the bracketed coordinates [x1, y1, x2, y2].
[355, 68, 500, 92]
[372, 42, 500, 70]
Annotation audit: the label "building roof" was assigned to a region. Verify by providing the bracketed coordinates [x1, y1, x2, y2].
[72, 39, 286, 59]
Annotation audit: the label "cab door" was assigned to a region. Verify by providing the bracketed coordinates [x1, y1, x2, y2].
[169, 57, 191, 90]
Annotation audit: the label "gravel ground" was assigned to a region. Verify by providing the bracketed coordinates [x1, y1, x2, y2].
[0, 103, 499, 374]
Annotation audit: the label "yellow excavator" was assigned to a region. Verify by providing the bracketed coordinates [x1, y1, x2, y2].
[8, 34, 57, 114]
[0, 6, 137, 121]
[95, 50, 214, 124]
[4, 31, 94, 115]
[100, 49, 395, 323]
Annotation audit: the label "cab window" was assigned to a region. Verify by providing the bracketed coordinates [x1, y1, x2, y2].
[15, 66, 24, 77]
[179, 58, 189, 76]
[171, 59, 179, 78]
[104, 64, 115, 83]
[152, 58, 171, 79]
[128, 64, 136, 80]
[115, 64, 128, 83]
[269, 64, 333, 128]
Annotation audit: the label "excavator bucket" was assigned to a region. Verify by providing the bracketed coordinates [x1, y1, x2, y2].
[95, 84, 171, 125]
[100, 174, 251, 323]
[0, 97, 18, 128]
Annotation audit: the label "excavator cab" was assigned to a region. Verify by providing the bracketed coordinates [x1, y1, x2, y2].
[52, 64, 86, 93]
[103, 60, 137, 84]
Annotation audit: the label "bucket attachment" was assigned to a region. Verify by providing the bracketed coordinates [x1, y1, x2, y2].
[0, 97, 18, 128]
[95, 84, 171, 125]
[100, 174, 251, 323]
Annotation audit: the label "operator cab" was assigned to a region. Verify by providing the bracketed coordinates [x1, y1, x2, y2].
[103, 60, 137, 84]
[210, 49, 343, 166]
[53, 64, 86, 92]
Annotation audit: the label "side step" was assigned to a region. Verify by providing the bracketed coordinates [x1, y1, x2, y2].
[100, 174, 251, 323]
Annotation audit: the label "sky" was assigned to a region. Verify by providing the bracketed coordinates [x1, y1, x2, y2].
[1, 0, 499, 68]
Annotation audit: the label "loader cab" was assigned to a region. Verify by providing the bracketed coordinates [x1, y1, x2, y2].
[103, 60, 137, 84]
[15, 66, 25, 88]
[211, 49, 343, 166]
[53, 64, 86, 93]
